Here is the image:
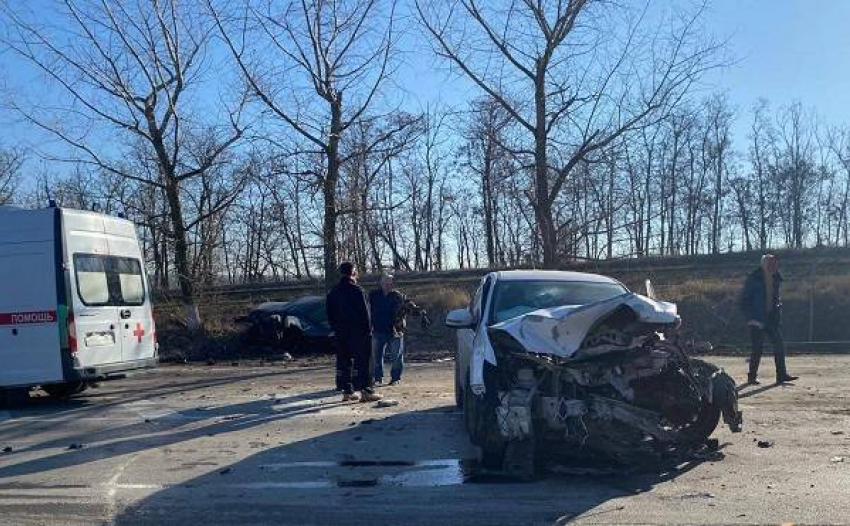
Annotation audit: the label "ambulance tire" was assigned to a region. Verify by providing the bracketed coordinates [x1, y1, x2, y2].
[42, 382, 88, 400]
[1, 388, 30, 408]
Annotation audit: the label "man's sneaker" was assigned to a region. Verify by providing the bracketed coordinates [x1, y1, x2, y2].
[388, 379, 401, 387]
[360, 392, 383, 403]
[342, 392, 361, 402]
[747, 376, 760, 385]
[776, 374, 799, 384]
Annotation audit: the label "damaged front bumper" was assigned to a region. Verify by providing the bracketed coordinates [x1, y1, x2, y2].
[465, 293, 742, 469]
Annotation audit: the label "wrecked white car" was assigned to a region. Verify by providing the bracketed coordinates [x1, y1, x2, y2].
[446, 271, 742, 478]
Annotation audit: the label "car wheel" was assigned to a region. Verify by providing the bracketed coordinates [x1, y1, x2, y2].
[454, 353, 463, 408]
[678, 402, 721, 443]
[279, 327, 305, 354]
[463, 374, 477, 439]
[42, 382, 87, 400]
[503, 439, 536, 480]
[1, 387, 30, 408]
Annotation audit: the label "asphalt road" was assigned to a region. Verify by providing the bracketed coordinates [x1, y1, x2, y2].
[0, 356, 848, 525]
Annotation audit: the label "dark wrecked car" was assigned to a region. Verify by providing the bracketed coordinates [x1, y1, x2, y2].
[446, 270, 742, 478]
[236, 296, 335, 354]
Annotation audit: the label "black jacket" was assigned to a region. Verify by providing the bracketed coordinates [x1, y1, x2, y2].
[740, 268, 783, 324]
[369, 289, 424, 335]
[326, 277, 371, 336]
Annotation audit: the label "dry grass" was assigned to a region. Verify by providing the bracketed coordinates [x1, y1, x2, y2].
[154, 263, 850, 360]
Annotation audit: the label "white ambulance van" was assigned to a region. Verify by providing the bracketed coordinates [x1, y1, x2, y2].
[0, 204, 157, 400]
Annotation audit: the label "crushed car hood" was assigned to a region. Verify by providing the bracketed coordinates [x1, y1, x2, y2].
[492, 293, 678, 359]
[470, 293, 678, 390]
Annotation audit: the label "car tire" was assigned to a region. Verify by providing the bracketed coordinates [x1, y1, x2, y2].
[503, 439, 536, 481]
[0, 387, 30, 408]
[454, 353, 463, 408]
[679, 402, 722, 443]
[279, 327, 305, 354]
[463, 374, 477, 439]
[42, 382, 87, 400]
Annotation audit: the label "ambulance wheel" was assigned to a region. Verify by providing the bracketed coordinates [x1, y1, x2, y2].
[1, 388, 30, 408]
[42, 382, 87, 400]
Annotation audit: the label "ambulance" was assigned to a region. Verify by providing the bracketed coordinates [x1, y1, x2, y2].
[0, 204, 157, 400]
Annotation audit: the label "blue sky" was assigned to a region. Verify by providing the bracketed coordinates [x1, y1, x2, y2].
[3, 0, 850, 180]
[392, 0, 850, 141]
[705, 0, 850, 137]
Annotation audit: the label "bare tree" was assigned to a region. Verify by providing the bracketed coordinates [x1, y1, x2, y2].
[0, 148, 23, 204]
[1, 0, 247, 330]
[208, 0, 411, 287]
[417, 0, 725, 267]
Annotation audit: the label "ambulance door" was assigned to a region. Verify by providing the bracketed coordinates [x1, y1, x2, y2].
[71, 254, 122, 366]
[112, 257, 155, 363]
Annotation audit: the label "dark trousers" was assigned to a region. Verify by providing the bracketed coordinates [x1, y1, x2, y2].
[335, 332, 374, 395]
[748, 317, 788, 380]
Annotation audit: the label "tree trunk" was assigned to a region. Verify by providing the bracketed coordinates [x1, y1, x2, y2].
[533, 64, 556, 268]
[323, 98, 343, 291]
[163, 176, 201, 331]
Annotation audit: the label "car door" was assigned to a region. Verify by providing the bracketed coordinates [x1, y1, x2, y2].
[71, 254, 122, 367]
[113, 257, 155, 363]
[457, 275, 493, 390]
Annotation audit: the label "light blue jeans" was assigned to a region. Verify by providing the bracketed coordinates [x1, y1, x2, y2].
[372, 332, 404, 382]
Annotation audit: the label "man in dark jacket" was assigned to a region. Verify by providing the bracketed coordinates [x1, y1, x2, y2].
[326, 262, 382, 402]
[369, 272, 429, 386]
[740, 254, 798, 385]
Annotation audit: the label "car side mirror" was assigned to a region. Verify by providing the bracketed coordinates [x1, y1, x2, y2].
[445, 308, 475, 329]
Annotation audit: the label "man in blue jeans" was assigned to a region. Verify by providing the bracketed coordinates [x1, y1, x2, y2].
[369, 272, 429, 386]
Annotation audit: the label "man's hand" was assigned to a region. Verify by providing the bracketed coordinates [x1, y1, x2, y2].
[747, 319, 763, 329]
[420, 312, 432, 329]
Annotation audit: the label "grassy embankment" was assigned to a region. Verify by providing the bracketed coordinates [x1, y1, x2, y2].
[154, 247, 850, 361]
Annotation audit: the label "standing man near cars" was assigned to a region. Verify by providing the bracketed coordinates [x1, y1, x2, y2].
[369, 272, 430, 386]
[326, 262, 382, 402]
[740, 254, 799, 385]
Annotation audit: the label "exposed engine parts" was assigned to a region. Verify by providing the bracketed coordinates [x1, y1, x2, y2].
[464, 293, 743, 478]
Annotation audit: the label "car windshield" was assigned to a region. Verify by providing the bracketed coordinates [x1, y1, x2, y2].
[490, 280, 628, 324]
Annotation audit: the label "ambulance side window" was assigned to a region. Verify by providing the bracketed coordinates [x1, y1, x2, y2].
[73, 254, 146, 307]
[75, 255, 110, 305]
[114, 258, 145, 306]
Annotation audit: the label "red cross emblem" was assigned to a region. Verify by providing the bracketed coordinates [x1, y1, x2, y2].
[133, 322, 145, 343]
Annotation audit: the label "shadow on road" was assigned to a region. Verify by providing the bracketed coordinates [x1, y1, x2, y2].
[100, 400, 721, 525]
[737, 381, 792, 399]
[0, 383, 337, 479]
[0, 366, 326, 444]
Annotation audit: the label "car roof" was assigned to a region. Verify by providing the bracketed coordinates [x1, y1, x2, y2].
[255, 295, 323, 311]
[492, 270, 623, 284]
[253, 301, 291, 312]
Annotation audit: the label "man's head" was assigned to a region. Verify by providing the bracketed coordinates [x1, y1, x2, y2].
[380, 272, 394, 294]
[761, 254, 779, 275]
[338, 261, 358, 282]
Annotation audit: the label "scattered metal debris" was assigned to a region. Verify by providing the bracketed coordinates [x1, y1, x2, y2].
[757, 439, 774, 448]
[829, 456, 845, 463]
[376, 399, 400, 408]
[67, 443, 84, 450]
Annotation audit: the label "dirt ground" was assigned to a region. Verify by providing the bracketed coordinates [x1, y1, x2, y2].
[0, 355, 848, 525]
